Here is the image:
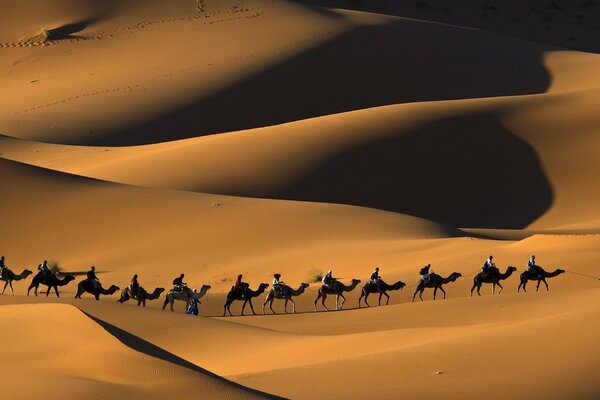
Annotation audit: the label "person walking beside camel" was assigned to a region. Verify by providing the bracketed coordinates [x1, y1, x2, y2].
[187, 289, 199, 316]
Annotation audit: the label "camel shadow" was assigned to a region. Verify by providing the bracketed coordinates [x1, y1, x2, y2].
[80, 311, 285, 399]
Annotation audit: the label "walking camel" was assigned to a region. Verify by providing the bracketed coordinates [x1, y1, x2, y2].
[27, 271, 75, 297]
[1, 268, 32, 295]
[118, 286, 165, 307]
[75, 279, 120, 300]
[517, 267, 565, 292]
[412, 272, 462, 301]
[470, 266, 517, 296]
[314, 279, 361, 311]
[262, 283, 309, 314]
[162, 285, 211, 311]
[358, 280, 405, 307]
[223, 283, 269, 316]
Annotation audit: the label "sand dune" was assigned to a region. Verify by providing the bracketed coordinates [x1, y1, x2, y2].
[0, 303, 274, 399]
[2, 0, 599, 145]
[3, 86, 600, 229]
[1, 0, 599, 399]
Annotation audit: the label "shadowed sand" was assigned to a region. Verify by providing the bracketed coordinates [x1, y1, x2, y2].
[0, 0, 599, 399]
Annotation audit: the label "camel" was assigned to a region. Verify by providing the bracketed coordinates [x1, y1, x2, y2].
[223, 283, 269, 316]
[314, 279, 361, 311]
[517, 268, 565, 292]
[262, 283, 309, 314]
[75, 279, 120, 300]
[162, 285, 211, 312]
[1, 268, 32, 295]
[412, 272, 462, 301]
[118, 286, 165, 307]
[470, 266, 517, 296]
[27, 271, 75, 297]
[358, 280, 405, 307]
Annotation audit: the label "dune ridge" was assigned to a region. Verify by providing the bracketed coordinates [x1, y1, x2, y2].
[1, 0, 599, 399]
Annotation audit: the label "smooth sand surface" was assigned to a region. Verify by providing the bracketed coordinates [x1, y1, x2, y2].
[1, 0, 599, 399]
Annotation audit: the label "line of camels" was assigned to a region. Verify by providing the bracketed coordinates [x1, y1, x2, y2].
[0, 265, 566, 316]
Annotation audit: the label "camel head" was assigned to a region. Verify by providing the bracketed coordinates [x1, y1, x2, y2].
[108, 285, 120, 293]
[300, 283, 310, 289]
[153, 288, 166, 296]
[351, 279, 361, 285]
[449, 272, 462, 281]
[393, 281, 406, 290]
[556, 269, 566, 274]
[258, 283, 270, 291]
[63, 275, 76, 283]
[507, 266, 518, 273]
[23, 269, 33, 277]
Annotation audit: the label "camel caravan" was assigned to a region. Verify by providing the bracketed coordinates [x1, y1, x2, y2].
[0, 254, 571, 316]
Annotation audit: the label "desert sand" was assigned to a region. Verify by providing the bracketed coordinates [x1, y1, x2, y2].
[0, 0, 599, 399]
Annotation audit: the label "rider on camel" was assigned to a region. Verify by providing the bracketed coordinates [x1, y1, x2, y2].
[273, 273, 284, 294]
[173, 273, 186, 292]
[527, 255, 543, 278]
[482, 255, 498, 276]
[130, 274, 139, 297]
[322, 270, 336, 290]
[87, 266, 100, 289]
[370, 266, 382, 291]
[419, 264, 432, 282]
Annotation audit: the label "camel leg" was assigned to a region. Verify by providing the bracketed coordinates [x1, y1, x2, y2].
[378, 292, 383, 306]
[412, 288, 418, 302]
[269, 298, 276, 315]
[289, 298, 296, 313]
[470, 282, 476, 297]
[241, 300, 247, 315]
[9, 281, 14, 295]
[542, 278, 549, 291]
[340, 293, 347, 309]
[363, 292, 370, 307]
[358, 291, 364, 308]
[321, 293, 329, 311]
[383, 292, 390, 305]
[248, 299, 257, 315]
[440, 286, 447, 299]
[27, 283, 33, 296]
[53, 285, 60, 298]
[496, 282, 503, 294]
[2, 281, 7, 295]
[477, 283, 482, 296]
[536, 279, 541, 292]
[222, 301, 228, 316]
[314, 292, 321, 312]
[419, 289, 424, 301]
[492, 282, 496, 295]
[433, 286, 438, 300]
[46, 285, 52, 297]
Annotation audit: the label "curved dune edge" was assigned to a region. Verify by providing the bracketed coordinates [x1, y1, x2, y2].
[0, 303, 277, 400]
[2, 86, 600, 229]
[1, 1, 600, 146]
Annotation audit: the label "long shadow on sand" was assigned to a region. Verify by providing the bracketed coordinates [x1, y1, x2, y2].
[81, 311, 285, 399]
[262, 113, 553, 229]
[89, 13, 552, 145]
